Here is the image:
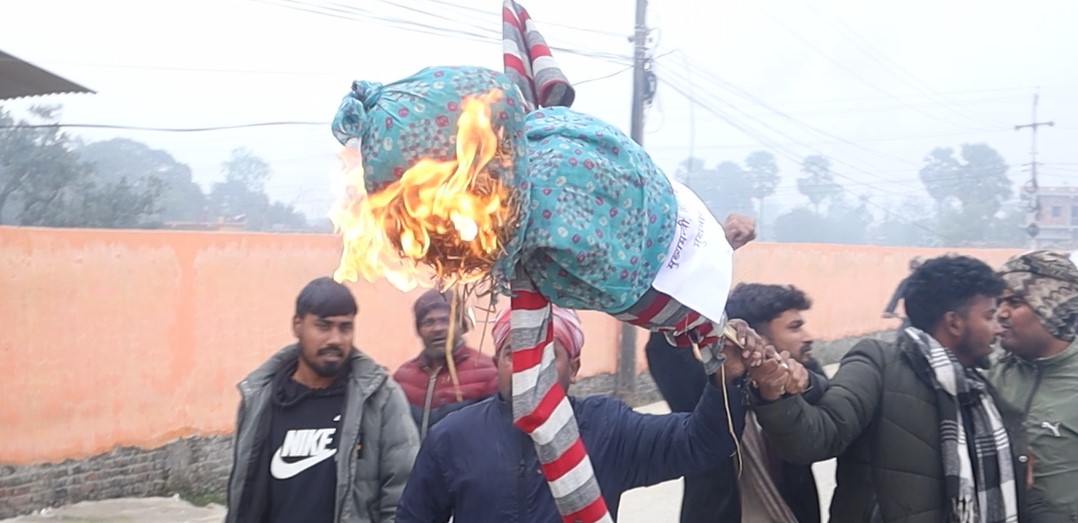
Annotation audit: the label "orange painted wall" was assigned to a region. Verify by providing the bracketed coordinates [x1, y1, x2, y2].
[0, 227, 1021, 465]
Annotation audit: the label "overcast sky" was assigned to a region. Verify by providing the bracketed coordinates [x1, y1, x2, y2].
[3, 0, 1076, 220]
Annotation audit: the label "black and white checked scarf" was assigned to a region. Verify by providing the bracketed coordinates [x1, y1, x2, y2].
[905, 327, 1018, 523]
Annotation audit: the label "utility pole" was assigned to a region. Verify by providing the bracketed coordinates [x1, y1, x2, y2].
[615, 0, 650, 403]
[629, 0, 649, 146]
[1015, 88, 1054, 249]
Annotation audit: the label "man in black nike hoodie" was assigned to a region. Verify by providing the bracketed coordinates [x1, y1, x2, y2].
[226, 277, 419, 523]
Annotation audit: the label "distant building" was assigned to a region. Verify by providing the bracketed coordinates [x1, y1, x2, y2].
[1035, 186, 1078, 249]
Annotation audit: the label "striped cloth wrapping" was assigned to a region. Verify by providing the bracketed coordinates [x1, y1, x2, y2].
[509, 281, 730, 523]
[502, 0, 576, 110]
[614, 288, 728, 374]
[510, 278, 613, 523]
[501, 6, 723, 521]
[503, 5, 602, 521]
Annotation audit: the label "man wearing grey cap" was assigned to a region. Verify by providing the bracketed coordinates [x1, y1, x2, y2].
[990, 250, 1078, 522]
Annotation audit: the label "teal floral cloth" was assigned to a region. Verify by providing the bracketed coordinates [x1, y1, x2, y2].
[332, 66, 675, 313]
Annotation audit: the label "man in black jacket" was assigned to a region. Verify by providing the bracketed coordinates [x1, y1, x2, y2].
[645, 283, 827, 523]
[751, 256, 1029, 523]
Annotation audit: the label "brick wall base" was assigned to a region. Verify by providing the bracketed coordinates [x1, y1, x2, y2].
[0, 436, 232, 519]
[0, 371, 647, 519]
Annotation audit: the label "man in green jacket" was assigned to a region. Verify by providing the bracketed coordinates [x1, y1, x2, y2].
[990, 250, 1078, 522]
[226, 277, 420, 523]
[751, 256, 1028, 523]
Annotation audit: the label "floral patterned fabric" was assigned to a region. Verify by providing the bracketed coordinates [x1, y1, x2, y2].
[331, 66, 676, 313]
[520, 108, 675, 312]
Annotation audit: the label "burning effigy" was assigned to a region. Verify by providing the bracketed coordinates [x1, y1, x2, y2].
[328, 64, 740, 522]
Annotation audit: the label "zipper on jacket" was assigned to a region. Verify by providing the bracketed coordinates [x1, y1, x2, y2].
[518, 435, 528, 522]
[420, 369, 440, 440]
[1022, 365, 1042, 417]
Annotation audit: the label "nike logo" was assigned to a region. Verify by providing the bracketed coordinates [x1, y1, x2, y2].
[271, 447, 335, 479]
[1041, 421, 1062, 438]
[270, 428, 337, 479]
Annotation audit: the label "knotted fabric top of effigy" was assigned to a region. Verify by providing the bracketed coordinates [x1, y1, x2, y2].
[330, 64, 735, 522]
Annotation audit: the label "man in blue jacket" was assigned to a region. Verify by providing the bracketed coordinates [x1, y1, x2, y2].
[396, 305, 766, 522]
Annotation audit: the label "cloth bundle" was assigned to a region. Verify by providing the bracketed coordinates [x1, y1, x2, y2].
[331, 64, 734, 522]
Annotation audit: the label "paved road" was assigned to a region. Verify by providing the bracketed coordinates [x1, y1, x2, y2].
[4, 400, 838, 523]
[617, 402, 837, 523]
[2, 497, 224, 522]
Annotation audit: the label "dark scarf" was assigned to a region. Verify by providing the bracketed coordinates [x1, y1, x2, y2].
[905, 328, 1018, 523]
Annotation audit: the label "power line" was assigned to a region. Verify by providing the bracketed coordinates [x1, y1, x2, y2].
[801, 0, 1008, 128]
[419, 0, 628, 38]
[658, 65, 915, 192]
[733, 87, 1066, 107]
[22, 60, 355, 76]
[250, 0, 632, 64]
[760, 8, 975, 129]
[374, 0, 630, 39]
[644, 127, 1015, 151]
[1, 122, 326, 132]
[575, 65, 634, 86]
[658, 52, 923, 168]
[656, 76, 942, 236]
[655, 95, 1035, 119]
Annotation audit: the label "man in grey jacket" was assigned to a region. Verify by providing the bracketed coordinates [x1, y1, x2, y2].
[226, 277, 419, 523]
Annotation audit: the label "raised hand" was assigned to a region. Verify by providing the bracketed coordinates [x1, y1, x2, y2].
[723, 213, 757, 251]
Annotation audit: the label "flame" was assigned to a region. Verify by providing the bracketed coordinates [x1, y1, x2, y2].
[329, 90, 518, 291]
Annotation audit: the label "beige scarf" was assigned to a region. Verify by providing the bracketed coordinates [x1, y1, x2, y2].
[739, 411, 799, 523]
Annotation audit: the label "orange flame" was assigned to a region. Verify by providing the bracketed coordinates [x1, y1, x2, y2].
[329, 90, 518, 291]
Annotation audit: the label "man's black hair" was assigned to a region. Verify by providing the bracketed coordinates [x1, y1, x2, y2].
[295, 277, 358, 318]
[725, 283, 812, 332]
[904, 255, 1004, 331]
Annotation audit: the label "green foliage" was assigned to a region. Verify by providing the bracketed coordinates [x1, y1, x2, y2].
[677, 157, 755, 218]
[209, 148, 307, 231]
[77, 138, 207, 222]
[1, 106, 308, 231]
[773, 198, 872, 245]
[918, 143, 1018, 246]
[796, 155, 842, 213]
[0, 106, 162, 228]
[874, 196, 940, 247]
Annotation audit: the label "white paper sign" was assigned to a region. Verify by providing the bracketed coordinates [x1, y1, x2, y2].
[651, 181, 734, 325]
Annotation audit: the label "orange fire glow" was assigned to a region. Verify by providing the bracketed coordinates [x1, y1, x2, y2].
[329, 90, 517, 291]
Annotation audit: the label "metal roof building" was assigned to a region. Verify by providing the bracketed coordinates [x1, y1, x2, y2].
[1, 49, 93, 101]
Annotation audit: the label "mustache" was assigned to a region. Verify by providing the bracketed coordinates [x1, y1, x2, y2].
[318, 346, 345, 357]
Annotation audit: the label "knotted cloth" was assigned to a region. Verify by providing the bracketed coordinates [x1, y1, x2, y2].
[331, 65, 732, 523]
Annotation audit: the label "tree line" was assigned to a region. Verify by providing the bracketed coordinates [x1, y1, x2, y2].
[3, 104, 1026, 247]
[0, 105, 310, 231]
[677, 143, 1025, 247]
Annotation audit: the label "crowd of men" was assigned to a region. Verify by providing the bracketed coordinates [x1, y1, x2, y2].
[224, 247, 1078, 523]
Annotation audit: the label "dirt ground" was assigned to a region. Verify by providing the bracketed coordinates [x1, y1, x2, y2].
[4, 398, 838, 523]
